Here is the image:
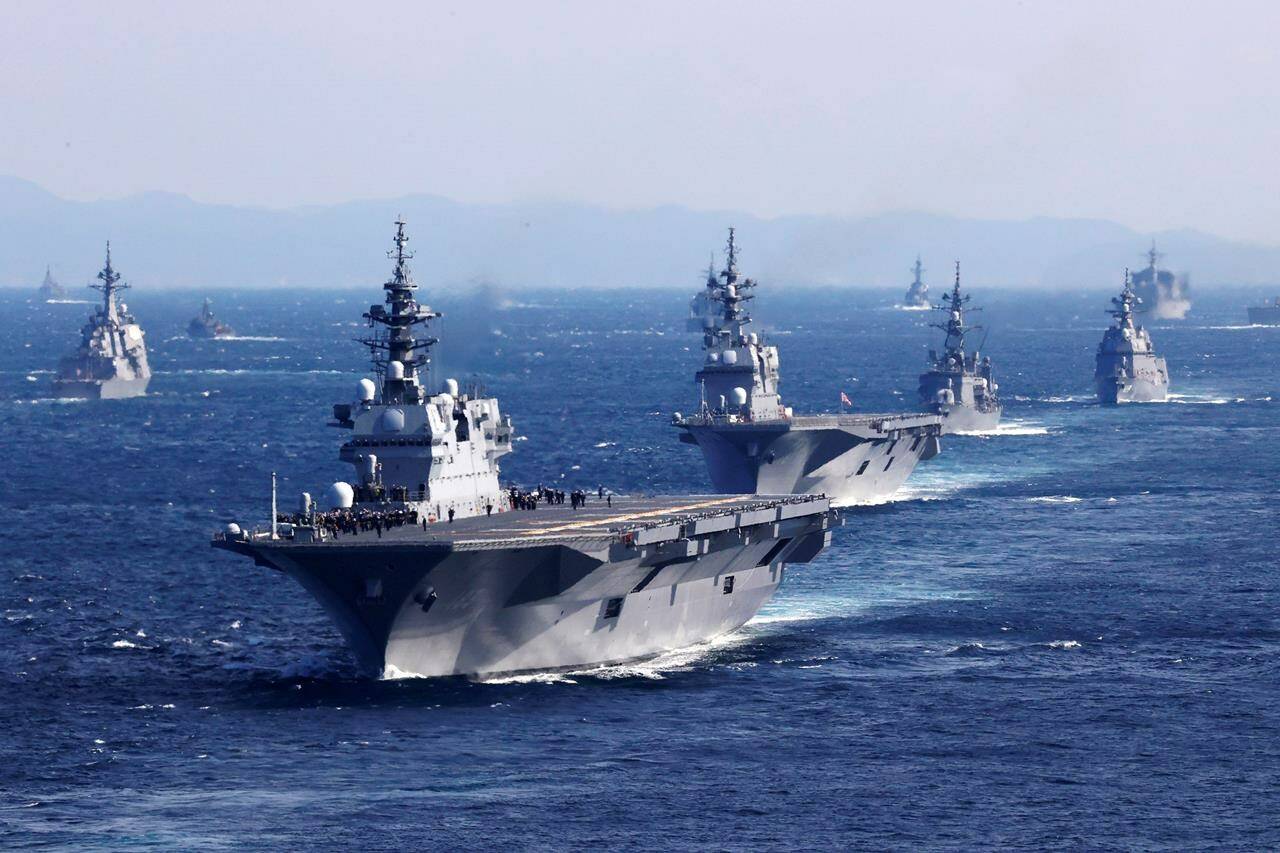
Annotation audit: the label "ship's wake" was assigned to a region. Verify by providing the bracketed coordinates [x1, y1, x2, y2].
[952, 420, 1051, 437]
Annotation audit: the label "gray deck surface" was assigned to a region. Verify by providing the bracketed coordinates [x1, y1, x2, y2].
[263, 494, 826, 550]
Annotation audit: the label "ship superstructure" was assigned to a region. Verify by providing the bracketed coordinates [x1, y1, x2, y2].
[53, 244, 151, 399]
[673, 228, 942, 506]
[188, 298, 235, 339]
[1131, 242, 1190, 320]
[37, 266, 66, 300]
[917, 263, 1001, 433]
[903, 256, 929, 308]
[214, 219, 837, 679]
[1095, 270, 1169, 404]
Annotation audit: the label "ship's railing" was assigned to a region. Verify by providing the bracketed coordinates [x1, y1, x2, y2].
[608, 494, 826, 535]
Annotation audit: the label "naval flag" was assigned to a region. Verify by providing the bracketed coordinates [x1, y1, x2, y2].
[840, 391, 853, 408]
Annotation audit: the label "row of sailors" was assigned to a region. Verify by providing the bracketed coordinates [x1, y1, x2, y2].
[509, 485, 610, 510]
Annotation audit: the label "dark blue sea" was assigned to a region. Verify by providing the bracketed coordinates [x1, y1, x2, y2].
[2, 283, 1278, 850]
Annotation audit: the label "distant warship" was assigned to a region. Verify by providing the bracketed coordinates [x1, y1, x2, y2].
[1095, 270, 1169, 405]
[903, 256, 929, 308]
[918, 263, 1001, 433]
[214, 219, 836, 679]
[188, 298, 235, 339]
[37, 266, 66, 300]
[1131, 242, 1190, 320]
[674, 228, 942, 506]
[1247, 298, 1280, 326]
[686, 254, 720, 332]
[53, 244, 151, 400]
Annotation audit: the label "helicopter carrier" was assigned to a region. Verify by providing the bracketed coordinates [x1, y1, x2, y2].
[52, 244, 151, 399]
[673, 229, 942, 506]
[918, 263, 1001, 433]
[1247, 298, 1280, 326]
[1095, 270, 1169, 405]
[214, 220, 836, 679]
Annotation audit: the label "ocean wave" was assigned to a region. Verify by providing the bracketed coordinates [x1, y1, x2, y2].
[1026, 495, 1083, 504]
[1166, 393, 1240, 405]
[953, 420, 1051, 437]
[1046, 640, 1081, 650]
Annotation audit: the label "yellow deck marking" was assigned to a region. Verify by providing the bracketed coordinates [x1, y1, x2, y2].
[499, 497, 745, 537]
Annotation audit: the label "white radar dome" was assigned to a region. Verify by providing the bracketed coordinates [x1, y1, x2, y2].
[707, 352, 720, 364]
[732, 387, 748, 406]
[324, 482, 355, 510]
[726, 285, 737, 298]
[380, 408, 405, 432]
[224, 522, 241, 536]
[357, 378, 376, 402]
[445, 378, 459, 396]
[722, 350, 738, 365]
[298, 492, 312, 514]
[387, 360, 405, 380]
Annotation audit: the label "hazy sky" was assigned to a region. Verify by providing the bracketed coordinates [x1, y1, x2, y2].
[4, 1, 1278, 243]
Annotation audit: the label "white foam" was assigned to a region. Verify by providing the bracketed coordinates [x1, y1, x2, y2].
[111, 639, 139, 649]
[593, 441, 617, 448]
[1047, 639, 1081, 649]
[1027, 495, 1083, 504]
[953, 420, 1051, 437]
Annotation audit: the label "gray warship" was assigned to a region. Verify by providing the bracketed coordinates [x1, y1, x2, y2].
[1247, 298, 1280, 326]
[673, 229, 942, 506]
[917, 263, 1001, 433]
[903, 256, 930, 308]
[213, 220, 836, 679]
[53, 244, 151, 400]
[1131, 242, 1190, 320]
[37, 266, 66, 300]
[1095, 270, 1169, 405]
[188, 298, 235, 339]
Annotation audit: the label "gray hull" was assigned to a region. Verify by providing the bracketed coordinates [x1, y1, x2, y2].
[1096, 375, 1168, 405]
[930, 402, 1002, 434]
[52, 375, 150, 400]
[1248, 307, 1280, 326]
[220, 499, 832, 679]
[680, 418, 939, 506]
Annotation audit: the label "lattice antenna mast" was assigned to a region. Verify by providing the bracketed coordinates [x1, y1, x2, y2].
[713, 227, 756, 345]
[88, 242, 128, 322]
[1109, 268, 1139, 327]
[1145, 240, 1163, 272]
[358, 218, 441, 400]
[930, 261, 981, 359]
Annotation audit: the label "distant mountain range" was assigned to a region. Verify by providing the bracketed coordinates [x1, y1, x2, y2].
[2, 175, 1277, 291]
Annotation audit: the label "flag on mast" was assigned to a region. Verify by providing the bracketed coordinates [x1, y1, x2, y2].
[840, 391, 852, 408]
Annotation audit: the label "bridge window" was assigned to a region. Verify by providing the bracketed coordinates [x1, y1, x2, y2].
[856, 460, 870, 476]
[722, 576, 735, 594]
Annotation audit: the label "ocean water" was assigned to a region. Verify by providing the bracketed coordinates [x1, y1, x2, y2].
[2, 284, 1278, 850]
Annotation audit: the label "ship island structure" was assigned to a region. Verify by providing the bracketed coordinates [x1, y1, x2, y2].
[188, 298, 236, 339]
[53, 244, 151, 400]
[672, 229, 942, 506]
[903, 256, 930, 308]
[1095, 270, 1169, 405]
[917, 263, 1002, 433]
[214, 220, 837, 679]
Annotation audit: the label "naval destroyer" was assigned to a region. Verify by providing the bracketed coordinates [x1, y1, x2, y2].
[53, 244, 151, 400]
[917, 263, 1001, 433]
[214, 220, 836, 679]
[1247, 297, 1280, 326]
[1131, 242, 1190, 320]
[673, 229, 942, 506]
[188, 298, 235, 339]
[1095, 270, 1169, 405]
[37, 266, 66, 300]
[903, 256, 930, 308]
